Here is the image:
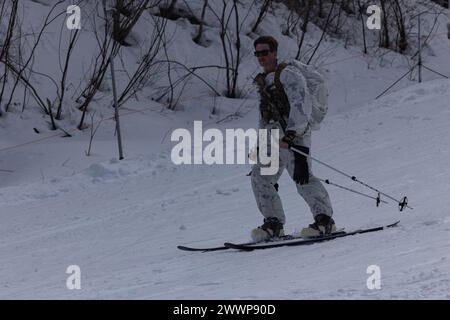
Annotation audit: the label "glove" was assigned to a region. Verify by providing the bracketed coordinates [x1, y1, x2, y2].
[292, 145, 310, 185]
[281, 130, 297, 148]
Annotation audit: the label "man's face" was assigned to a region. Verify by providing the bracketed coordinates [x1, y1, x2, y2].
[255, 43, 277, 73]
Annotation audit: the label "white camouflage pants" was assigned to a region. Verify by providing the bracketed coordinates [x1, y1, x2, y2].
[251, 148, 333, 225]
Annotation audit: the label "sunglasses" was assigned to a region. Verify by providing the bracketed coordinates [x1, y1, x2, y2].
[254, 49, 271, 57]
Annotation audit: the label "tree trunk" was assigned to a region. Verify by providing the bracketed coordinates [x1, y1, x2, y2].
[193, 0, 208, 44]
[393, 0, 407, 53]
[295, 0, 313, 60]
[358, 0, 367, 54]
[379, 0, 390, 49]
[251, 0, 271, 33]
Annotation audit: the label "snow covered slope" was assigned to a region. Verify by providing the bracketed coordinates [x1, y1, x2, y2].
[2, 0, 450, 187]
[1, 78, 449, 299]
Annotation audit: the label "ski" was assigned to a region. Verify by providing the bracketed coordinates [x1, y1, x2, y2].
[224, 221, 400, 251]
[177, 228, 346, 252]
[177, 234, 302, 252]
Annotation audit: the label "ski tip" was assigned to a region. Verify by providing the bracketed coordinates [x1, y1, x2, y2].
[223, 242, 234, 248]
[388, 220, 401, 227]
[177, 245, 206, 252]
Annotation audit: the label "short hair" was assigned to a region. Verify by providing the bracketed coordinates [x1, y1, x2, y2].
[253, 36, 278, 52]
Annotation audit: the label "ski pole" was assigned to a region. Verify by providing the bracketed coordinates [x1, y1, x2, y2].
[319, 178, 388, 206]
[289, 145, 412, 211]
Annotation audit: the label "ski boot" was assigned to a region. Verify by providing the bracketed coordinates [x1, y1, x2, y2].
[251, 217, 285, 242]
[300, 214, 336, 238]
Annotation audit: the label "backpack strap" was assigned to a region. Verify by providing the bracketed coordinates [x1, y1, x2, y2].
[273, 63, 290, 133]
[274, 62, 288, 95]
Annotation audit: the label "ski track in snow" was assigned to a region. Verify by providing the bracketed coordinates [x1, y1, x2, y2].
[1, 80, 450, 299]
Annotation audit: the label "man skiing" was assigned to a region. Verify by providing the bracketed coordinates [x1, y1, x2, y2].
[250, 36, 336, 242]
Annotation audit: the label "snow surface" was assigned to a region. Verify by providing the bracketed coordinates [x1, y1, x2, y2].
[0, 0, 449, 299]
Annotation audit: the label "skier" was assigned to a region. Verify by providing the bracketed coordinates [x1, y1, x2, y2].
[251, 36, 336, 242]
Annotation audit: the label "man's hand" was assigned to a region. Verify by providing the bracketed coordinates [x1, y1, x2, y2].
[280, 130, 297, 149]
[279, 140, 290, 149]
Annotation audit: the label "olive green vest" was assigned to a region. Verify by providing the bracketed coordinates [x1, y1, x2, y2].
[254, 63, 290, 131]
